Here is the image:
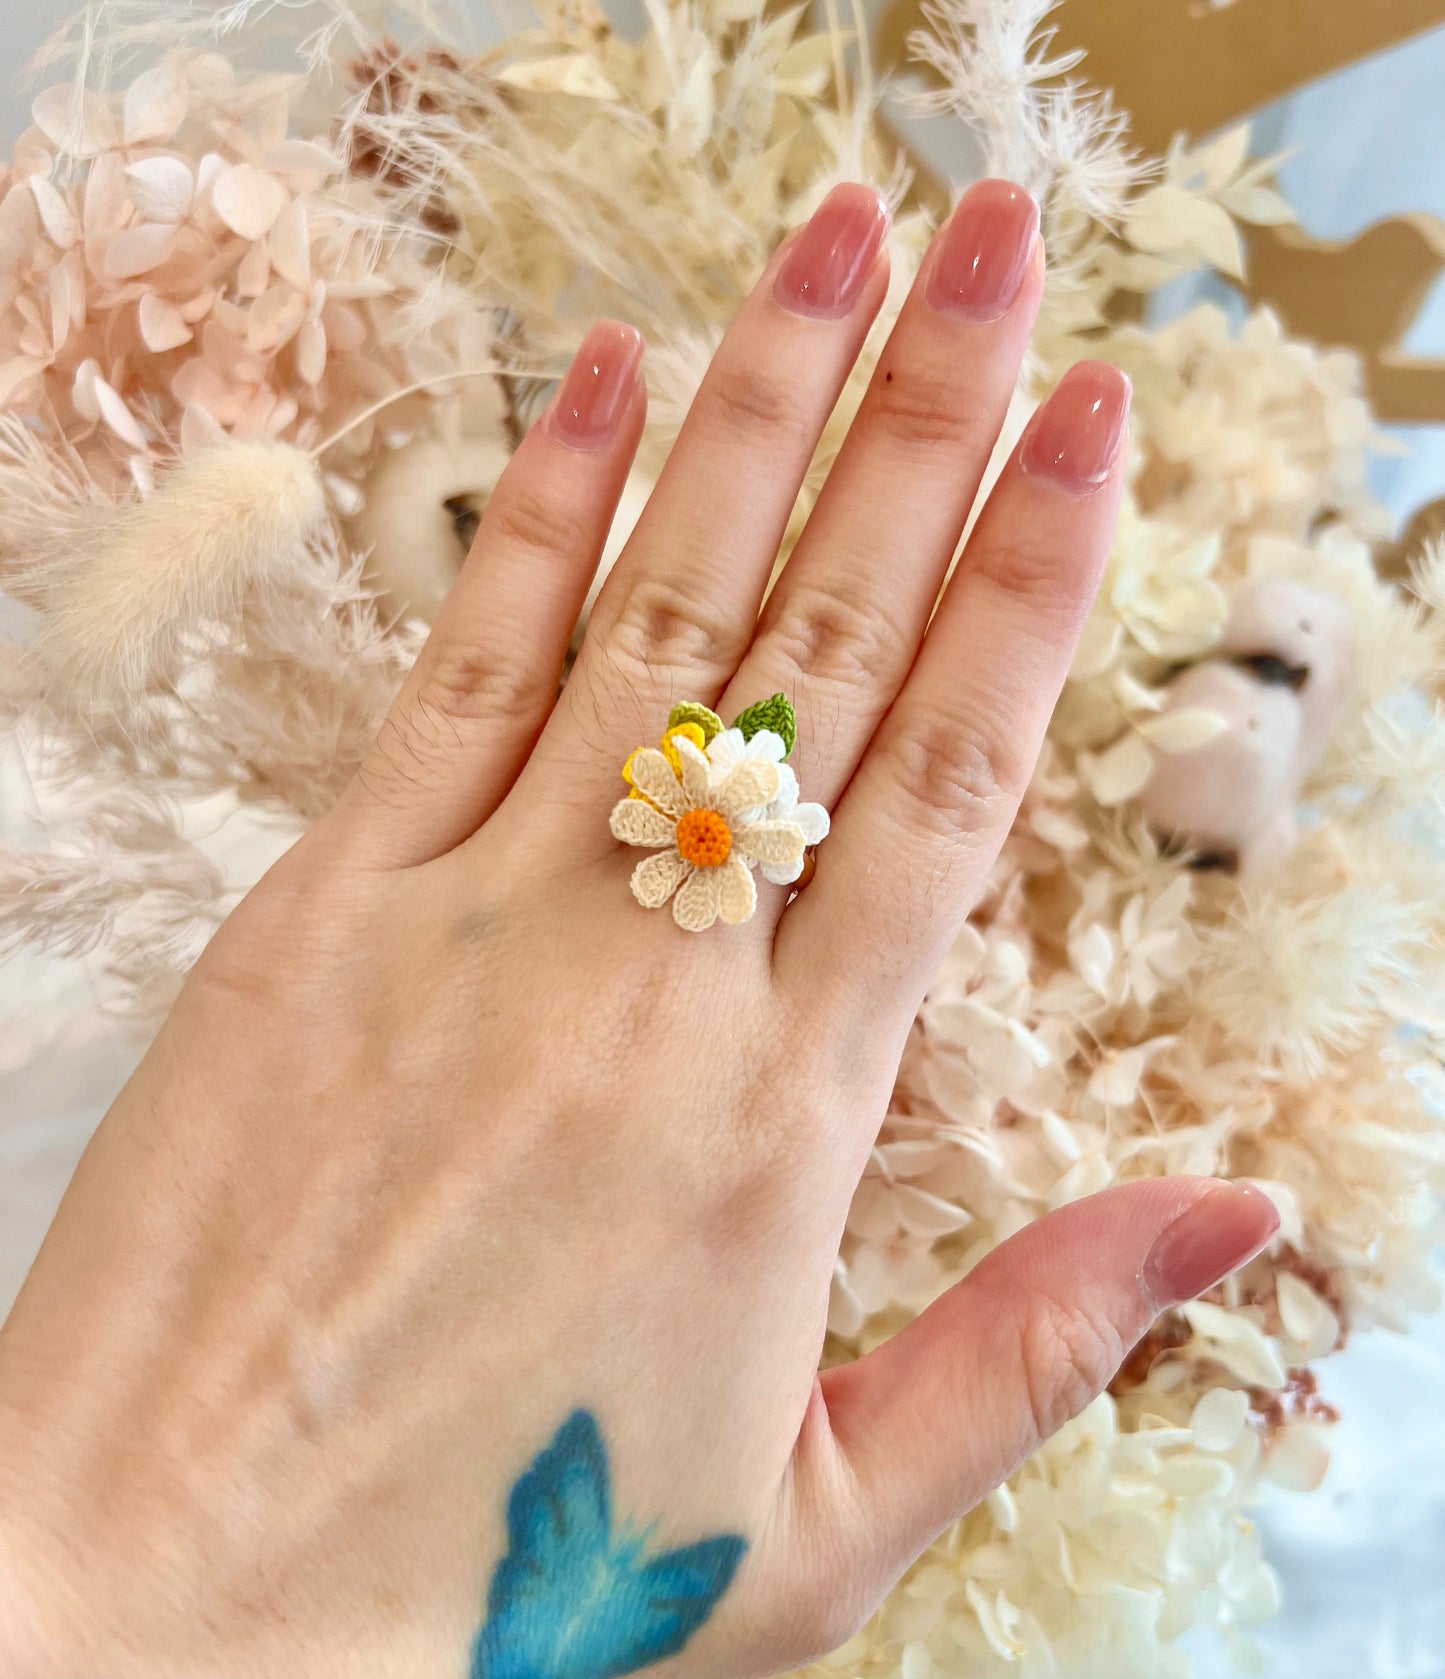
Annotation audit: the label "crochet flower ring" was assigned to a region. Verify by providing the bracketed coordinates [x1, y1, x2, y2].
[609, 696, 830, 932]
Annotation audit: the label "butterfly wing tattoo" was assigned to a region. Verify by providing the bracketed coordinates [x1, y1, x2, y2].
[472, 1410, 746, 1679]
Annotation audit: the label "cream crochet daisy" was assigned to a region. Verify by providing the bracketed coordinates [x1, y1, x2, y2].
[610, 737, 808, 931]
[705, 727, 830, 885]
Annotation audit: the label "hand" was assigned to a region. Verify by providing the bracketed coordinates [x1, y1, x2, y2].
[0, 180, 1277, 1679]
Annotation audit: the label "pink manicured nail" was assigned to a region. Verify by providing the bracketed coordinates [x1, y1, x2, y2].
[1144, 1183, 1280, 1307]
[926, 179, 1040, 320]
[1019, 360, 1131, 493]
[774, 183, 891, 319]
[548, 321, 644, 448]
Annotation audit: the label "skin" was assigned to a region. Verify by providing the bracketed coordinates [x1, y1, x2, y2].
[0, 185, 1275, 1678]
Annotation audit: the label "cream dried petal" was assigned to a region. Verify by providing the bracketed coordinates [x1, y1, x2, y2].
[268, 198, 310, 290]
[124, 156, 194, 223]
[715, 855, 757, 924]
[733, 818, 805, 865]
[248, 287, 307, 355]
[104, 222, 178, 279]
[1190, 1386, 1248, 1453]
[627, 748, 688, 817]
[212, 164, 287, 241]
[236, 237, 271, 297]
[32, 86, 116, 157]
[631, 849, 690, 908]
[92, 377, 146, 447]
[609, 797, 676, 848]
[296, 315, 327, 387]
[714, 756, 780, 818]
[123, 64, 188, 145]
[83, 152, 128, 241]
[264, 139, 344, 181]
[673, 866, 719, 931]
[138, 293, 191, 353]
[179, 402, 229, 454]
[0, 357, 43, 407]
[28, 175, 78, 248]
[71, 357, 102, 421]
[195, 152, 227, 201]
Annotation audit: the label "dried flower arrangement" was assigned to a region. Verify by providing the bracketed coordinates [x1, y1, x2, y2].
[2, 0, 1443, 1672]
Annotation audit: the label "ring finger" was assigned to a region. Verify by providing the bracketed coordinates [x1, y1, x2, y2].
[715, 179, 1043, 827]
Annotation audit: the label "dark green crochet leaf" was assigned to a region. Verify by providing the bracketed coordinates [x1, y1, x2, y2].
[732, 693, 796, 758]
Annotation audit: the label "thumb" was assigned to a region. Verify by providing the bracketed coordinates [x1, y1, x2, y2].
[756, 1177, 1278, 1660]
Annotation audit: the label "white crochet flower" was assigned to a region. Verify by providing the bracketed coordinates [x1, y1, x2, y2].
[609, 738, 806, 931]
[705, 728, 830, 885]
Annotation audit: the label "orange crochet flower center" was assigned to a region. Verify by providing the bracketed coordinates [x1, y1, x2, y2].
[675, 807, 732, 868]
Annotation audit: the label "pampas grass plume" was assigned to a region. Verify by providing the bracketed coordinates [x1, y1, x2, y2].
[34, 442, 326, 712]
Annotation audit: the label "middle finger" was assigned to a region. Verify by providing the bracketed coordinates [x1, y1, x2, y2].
[716, 180, 1042, 814]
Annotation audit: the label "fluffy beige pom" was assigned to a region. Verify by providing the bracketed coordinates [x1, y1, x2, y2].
[32, 442, 326, 711]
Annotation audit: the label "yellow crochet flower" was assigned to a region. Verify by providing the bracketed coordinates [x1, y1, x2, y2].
[622, 722, 707, 805]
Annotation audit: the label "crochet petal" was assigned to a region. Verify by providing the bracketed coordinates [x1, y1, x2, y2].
[733, 818, 806, 865]
[790, 801, 830, 845]
[673, 865, 719, 931]
[706, 727, 747, 772]
[610, 798, 676, 847]
[745, 729, 787, 762]
[716, 856, 757, 924]
[632, 849, 690, 907]
[715, 758, 780, 819]
[762, 857, 804, 886]
[675, 735, 712, 806]
[626, 748, 688, 817]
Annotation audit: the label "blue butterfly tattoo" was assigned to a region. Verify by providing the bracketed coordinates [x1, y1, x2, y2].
[471, 1409, 747, 1679]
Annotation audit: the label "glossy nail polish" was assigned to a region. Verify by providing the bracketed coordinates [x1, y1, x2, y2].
[548, 320, 645, 448]
[1020, 360, 1131, 493]
[1143, 1183, 1280, 1307]
[774, 183, 891, 319]
[926, 179, 1040, 321]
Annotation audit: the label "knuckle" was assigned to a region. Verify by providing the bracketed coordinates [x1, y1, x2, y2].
[887, 713, 1022, 840]
[1018, 1292, 1122, 1442]
[696, 356, 809, 446]
[973, 538, 1087, 627]
[601, 573, 740, 678]
[374, 644, 551, 787]
[868, 366, 992, 457]
[416, 640, 553, 727]
[764, 580, 911, 690]
[487, 480, 590, 562]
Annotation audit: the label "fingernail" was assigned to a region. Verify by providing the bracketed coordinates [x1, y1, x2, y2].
[1144, 1183, 1280, 1307]
[548, 320, 644, 449]
[774, 183, 891, 320]
[1019, 360, 1131, 493]
[926, 179, 1040, 321]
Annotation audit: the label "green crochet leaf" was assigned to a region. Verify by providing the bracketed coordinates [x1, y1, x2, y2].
[732, 693, 796, 758]
[667, 701, 724, 743]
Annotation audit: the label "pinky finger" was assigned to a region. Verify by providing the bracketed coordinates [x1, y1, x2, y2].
[326, 321, 646, 870]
